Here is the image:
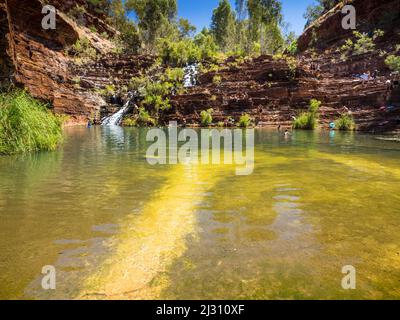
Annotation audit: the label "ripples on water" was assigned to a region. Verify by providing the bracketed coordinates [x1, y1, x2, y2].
[0, 127, 399, 299]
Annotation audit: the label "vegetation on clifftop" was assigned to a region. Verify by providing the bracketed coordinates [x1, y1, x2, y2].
[68, 0, 297, 60]
[0, 90, 63, 155]
[385, 54, 400, 72]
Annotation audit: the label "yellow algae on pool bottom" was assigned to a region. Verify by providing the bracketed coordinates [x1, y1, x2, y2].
[77, 163, 232, 299]
[313, 151, 400, 179]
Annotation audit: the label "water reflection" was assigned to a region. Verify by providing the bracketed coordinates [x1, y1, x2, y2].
[0, 128, 399, 299]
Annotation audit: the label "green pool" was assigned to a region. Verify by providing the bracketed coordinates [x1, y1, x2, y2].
[0, 126, 399, 299]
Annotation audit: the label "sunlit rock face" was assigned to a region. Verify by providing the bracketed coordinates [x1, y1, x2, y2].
[298, 0, 400, 52]
[0, 0, 99, 123]
[0, 0, 151, 124]
[168, 54, 399, 132]
[0, 0, 398, 131]
[168, 0, 400, 132]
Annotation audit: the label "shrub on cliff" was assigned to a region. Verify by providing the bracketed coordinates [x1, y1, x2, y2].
[157, 38, 200, 67]
[136, 107, 156, 126]
[0, 90, 63, 155]
[339, 30, 384, 60]
[128, 68, 185, 123]
[286, 40, 298, 56]
[238, 114, 252, 128]
[212, 75, 222, 85]
[68, 37, 97, 65]
[385, 55, 400, 72]
[335, 114, 356, 131]
[293, 99, 321, 130]
[200, 108, 213, 127]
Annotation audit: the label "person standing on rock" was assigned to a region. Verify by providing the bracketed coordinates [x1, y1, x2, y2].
[386, 79, 392, 92]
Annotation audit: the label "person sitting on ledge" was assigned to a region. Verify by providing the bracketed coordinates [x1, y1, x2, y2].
[360, 71, 371, 86]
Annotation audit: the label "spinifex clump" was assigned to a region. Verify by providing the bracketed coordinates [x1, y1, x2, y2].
[0, 90, 63, 155]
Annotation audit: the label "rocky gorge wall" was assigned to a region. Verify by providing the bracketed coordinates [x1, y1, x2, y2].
[0, 0, 399, 132]
[297, 0, 400, 52]
[166, 0, 400, 132]
[0, 0, 151, 124]
[167, 55, 399, 132]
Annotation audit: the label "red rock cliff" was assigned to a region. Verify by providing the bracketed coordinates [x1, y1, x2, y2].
[0, 0, 151, 124]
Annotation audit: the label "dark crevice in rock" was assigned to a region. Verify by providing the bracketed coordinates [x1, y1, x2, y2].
[0, 6, 13, 87]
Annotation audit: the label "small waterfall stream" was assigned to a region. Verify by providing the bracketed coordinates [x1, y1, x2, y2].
[102, 64, 198, 126]
[183, 64, 198, 88]
[101, 93, 133, 126]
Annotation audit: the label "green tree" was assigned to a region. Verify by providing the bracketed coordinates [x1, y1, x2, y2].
[235, 0, 248, 21]
[211, 0, 236, 52]
[247, 0, 283, 54]
[108, 0, 126, 28]
[194, 28, 219, 61]
[248, 0, 282, 41]
[178, 18, 197, 38]
[125, 0, 177, 51]
[303, 0, 341, 29]
[118, 20, 141, 53]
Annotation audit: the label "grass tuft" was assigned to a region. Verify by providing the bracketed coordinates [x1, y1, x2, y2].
[200, 108, 213, 127]
[335, 114, 356, 131]
[238, 113, 252, 128]
[293, 99, 321, 130]
[0, 89, 63, 155]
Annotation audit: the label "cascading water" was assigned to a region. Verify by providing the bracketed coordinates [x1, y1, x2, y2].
[101, 93, 133, 126]
[183, 64, 198, 88]
[102, 65, 197, 126]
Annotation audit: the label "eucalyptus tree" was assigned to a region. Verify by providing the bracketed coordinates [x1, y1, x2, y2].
[125, 0, 178, 51]
[178, 18, 197, 39]
[210, 0, 237, 52]
[247, 0, 283, 54]
[303, 0, 341, 29]
[235, 0, 248, 21]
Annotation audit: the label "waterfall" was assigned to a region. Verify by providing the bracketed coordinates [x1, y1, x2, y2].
[102, 94, 133, 126]
[102, 65, 197, 126]
[183, 64, 198, 88]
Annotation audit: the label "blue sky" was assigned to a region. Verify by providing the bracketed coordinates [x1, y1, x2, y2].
[178, 0, 314, 36]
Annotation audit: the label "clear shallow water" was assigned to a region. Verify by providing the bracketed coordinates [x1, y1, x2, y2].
[0, 127, 399, 300]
